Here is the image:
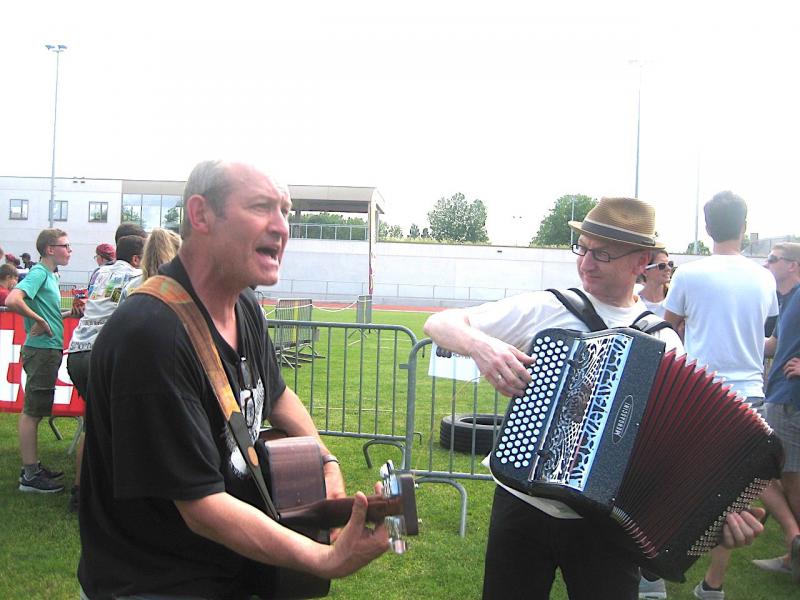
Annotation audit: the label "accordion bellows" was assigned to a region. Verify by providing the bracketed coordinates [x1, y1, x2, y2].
[490, 327, 783, 582]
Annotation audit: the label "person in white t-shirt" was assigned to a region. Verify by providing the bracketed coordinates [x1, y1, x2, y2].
[664, 190, 779, 600]
[425, 197, 764, 600]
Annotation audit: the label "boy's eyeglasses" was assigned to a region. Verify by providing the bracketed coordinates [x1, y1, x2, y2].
[645, 261, 674, 271]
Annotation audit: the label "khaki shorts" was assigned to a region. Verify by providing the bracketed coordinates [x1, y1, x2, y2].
[766, 403, 800, 473]
[21, 346, 63, 418]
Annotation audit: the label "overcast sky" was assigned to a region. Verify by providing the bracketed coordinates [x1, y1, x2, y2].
[2, 1, 798, 250]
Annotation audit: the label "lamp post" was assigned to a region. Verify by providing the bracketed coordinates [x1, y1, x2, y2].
[45, 44, 67, 228]
[629, 60, 644, 198]
[512, 215, 524, 246]
[569, 196, 576, 245]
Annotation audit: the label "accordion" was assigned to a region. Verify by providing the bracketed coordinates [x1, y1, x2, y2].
[490, 327, 783, 582]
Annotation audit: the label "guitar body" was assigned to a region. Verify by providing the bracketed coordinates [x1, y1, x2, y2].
[249, 437, 331, 600]
[244, 435, 417, 599]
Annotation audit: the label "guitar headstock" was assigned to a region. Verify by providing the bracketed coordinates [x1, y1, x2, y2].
[380, 460, 419, 554]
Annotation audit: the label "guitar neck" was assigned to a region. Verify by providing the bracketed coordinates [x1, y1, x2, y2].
[279, 494, 403, 529]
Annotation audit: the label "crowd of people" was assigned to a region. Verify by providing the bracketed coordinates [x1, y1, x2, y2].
[424, 192, 798, 600]
[1, 163, 798, 599]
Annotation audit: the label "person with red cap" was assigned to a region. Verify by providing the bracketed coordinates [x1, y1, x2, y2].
[93, 243, 115, 267]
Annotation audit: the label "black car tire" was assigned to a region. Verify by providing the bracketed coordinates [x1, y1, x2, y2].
[439, 413, 503, 454]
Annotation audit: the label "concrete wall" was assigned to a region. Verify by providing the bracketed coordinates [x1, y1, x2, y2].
[263, 240, 582, 307]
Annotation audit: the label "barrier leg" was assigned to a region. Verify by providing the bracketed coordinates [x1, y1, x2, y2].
[415, 476, 469, 537]
[362, 440, 404, 469]
[48, 416, 64, 441]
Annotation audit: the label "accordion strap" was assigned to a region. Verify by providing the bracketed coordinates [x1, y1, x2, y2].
[131, 275, 280, 521]
[547, 287, 672, 335]
[547, 288, 608, 331]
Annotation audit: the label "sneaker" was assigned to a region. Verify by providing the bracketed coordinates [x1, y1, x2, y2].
[68, 485, 80, 513]
[638, 575, 667, 599]
[693, 581, 724, 600]
[19, 471, 65, 494]
[751, 556, 790, 574]
[19, 462, 64, 482]
[791, 535, 800, 584]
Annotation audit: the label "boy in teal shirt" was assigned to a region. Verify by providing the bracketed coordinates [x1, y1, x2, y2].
[6, 228, 75, 493]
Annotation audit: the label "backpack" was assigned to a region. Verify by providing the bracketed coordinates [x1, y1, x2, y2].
[546, 287, 673, 335]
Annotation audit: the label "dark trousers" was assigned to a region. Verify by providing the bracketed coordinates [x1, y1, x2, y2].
[67, 350, 91, 400]
[482, 487, 638, 600]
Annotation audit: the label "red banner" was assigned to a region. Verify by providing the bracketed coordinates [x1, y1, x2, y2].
[0, 312, 85, 417]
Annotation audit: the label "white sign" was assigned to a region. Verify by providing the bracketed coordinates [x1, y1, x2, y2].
[427, 343, 481, 382]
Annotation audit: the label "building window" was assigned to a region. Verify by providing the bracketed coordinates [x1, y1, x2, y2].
[89, 202, 108, 223]
[53, 200, 68, 221]
[122, 193, 182, 232]
[10, 199, 28, 220]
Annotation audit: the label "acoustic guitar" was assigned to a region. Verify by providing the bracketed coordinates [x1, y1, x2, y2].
[246, 436, 418, 599]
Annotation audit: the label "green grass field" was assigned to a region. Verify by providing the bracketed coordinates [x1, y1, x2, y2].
[0, 308, 795, 599]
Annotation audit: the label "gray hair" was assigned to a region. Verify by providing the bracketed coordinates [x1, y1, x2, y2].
[181, 160, 233, 237]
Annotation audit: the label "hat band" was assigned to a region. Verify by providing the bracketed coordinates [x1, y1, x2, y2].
[581, 219, 656, 247]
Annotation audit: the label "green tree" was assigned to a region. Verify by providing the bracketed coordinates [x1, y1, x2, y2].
[532, 194, 597, 246]
[121, 207, 143, 229]
[685, 240, 711, 255]
[378, 221, 404, 240]
[427, 192, 490, 243]
[162, 207, 182, 232]
[409, 224, 420, 239]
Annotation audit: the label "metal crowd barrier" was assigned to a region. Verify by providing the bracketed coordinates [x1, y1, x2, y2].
[264, 317, 502, 538]
[266, 318, 418, 467]
[403, 338, 503, 536]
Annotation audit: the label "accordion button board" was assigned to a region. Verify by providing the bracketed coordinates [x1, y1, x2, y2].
[490, 327, 784, 582]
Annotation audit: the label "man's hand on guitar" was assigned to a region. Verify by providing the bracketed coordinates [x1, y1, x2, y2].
[324, 461, 346, 500]
[319, 487, 389, 579]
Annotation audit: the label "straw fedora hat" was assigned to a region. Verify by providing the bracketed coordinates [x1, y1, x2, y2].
[568, 197, 664, 250]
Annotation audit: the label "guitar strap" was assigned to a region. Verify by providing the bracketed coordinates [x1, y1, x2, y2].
[132, 275, 280, 520]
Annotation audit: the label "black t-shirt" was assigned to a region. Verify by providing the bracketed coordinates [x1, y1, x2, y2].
[78, 258, 286, 600]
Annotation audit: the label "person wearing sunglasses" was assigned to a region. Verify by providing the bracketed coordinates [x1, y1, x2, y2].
[425, 197, 764, 600]
[5, 229, 76, 494]
[754, 242, 800, 581]
[638, 251, 674, 318]
[663, 191, 779, 599]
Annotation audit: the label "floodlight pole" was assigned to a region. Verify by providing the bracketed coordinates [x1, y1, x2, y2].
[46, 44, 67, 228]
[630, 60, 644, 198]
[694, 152, 701, 254]
[570, 196, 576, 245]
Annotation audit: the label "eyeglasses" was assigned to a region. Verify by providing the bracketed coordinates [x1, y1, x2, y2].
[766, 254, 795, 264]
[50, 243, 71, 249]
[645, 261, 674, 271]
[239, 356, 257, 428]
[571, 243, 642, 263]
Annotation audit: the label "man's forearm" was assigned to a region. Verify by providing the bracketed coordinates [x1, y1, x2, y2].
[423, 308, 485, 356]
[176, 492, 329, 575]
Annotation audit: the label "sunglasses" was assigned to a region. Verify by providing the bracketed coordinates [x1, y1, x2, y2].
[766, 255, 794, 264]
[239, 356, 257, 428]
[645, 261, 674, 271]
